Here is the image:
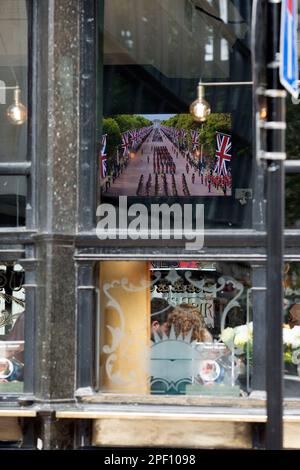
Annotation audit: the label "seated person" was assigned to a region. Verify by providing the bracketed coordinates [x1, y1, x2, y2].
[166, 303, 213, 343]
[150, 297, 174, 340]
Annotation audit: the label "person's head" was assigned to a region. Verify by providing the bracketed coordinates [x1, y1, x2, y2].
[167, 303, 212, 343]
[289, 303, 300, 326]
[151, 297, 173, 338]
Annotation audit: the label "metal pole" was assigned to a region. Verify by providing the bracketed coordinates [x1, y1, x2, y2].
[265, 0, 285, 450]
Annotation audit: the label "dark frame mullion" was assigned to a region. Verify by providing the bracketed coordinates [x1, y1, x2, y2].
[0, 162, 31, 175]
[78, 0, 97, 232]
[26, 0, 35, 230]
[15, 0, 36, 399]
[76, 260, 97, 390]
[75, 230, 300, 248]
[0, 231, 36, 247]
[75, 229, 267, 248]
[21, 248, 36, 397]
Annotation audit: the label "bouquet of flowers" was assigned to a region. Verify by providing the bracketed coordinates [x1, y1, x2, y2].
[282, 325, 300, 370]
[220, 323, 253, 380]
[220, 322, 253, 355]
[220, 322, 300, 375]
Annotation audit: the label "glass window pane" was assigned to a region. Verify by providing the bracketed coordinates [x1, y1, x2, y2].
[98, 0, 253, 230]
[0, 0, 28, 162]
[98, 260, 252, 396]
[284, 262, 300, 397]
[285, 0, 300, 161]
[0, 176, 26, 227]
[287, 99, 300, 160]
[286, 174, 300, 228]
[0, 262, 25, 394]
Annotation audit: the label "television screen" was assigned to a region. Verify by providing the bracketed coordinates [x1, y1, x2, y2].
[100, 113, 232, 198]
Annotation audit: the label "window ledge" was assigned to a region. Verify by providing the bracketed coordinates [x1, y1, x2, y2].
[57, 408, 266, 422]
[0, 408, 36, 417]
[77, 392, 300, 409]
[55, 403, 300, 424]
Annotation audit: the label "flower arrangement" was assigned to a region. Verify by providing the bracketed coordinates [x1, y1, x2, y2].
[220, 322, 253, 352]
[220, 322, 300, 372]
[220, 323, 253, 378]
[282, 324, 300, 366]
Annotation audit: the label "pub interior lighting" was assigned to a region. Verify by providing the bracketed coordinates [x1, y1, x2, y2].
[189, 82, 211, 123]
[190, 80, 253, 123]
[0, 85, 27, 125]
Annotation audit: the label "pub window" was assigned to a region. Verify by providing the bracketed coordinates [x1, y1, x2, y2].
[0, 0, 28, 227]
[286, 89, 300, 228]
[98, 0, 253, 231]
[0, 262, 25, 394]
[283, 262, 300, 397]
[98, 260, 252, 396]
[286, 174, 300, 228]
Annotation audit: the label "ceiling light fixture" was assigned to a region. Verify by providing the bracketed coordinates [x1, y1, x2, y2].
[5, 86, 27, 125]
[190, 80, 253, 123]
[189, 82, 211, 123]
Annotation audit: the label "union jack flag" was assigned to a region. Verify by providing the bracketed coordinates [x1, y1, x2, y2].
[101, 155, 107, 179]
[130, 129, 138, 145]
[180, 129, 187, 142]
[122, 132, 130, 156]
[191, 130, 199, 150]
[101, 134, 107, 157]
[213, 132, 232, 176]
[100, 134, 107, 179]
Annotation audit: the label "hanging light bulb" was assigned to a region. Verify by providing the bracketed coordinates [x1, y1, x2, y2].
[6, 87, 27, 125]
[189, 82, 211, 123]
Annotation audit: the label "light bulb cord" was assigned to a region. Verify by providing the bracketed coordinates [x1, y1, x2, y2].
[13, 87, 21, 105]
[197, 83, 205, 100]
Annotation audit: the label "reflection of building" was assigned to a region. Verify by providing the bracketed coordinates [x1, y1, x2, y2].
[0, 0, 299, 452]
[103, 0, 251, 226]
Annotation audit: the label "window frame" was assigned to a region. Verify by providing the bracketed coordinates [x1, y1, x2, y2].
[0, 1, 36, 401]
[75, 0, 300, 404]
[1, 0, 299, 407]
[0, 0, 35, 231]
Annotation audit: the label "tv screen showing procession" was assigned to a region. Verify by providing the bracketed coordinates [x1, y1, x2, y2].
[100, 113, 232, 198]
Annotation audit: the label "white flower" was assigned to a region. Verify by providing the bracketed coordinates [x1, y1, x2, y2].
[234, 330, 249, 349]
[283, 328, 293, 347]
[234, 324, 249, 336]
[292, 325, 300, 338]
[285, 288, 293, 296]
[291, 337, 300, 349]
[290, 326, 300, 349]
[220, 327, 235, 346]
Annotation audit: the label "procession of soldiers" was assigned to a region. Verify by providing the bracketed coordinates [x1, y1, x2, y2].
[103, 126, 232, 197]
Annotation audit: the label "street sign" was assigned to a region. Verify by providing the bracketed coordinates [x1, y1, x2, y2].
[280, 0, 299, 98]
